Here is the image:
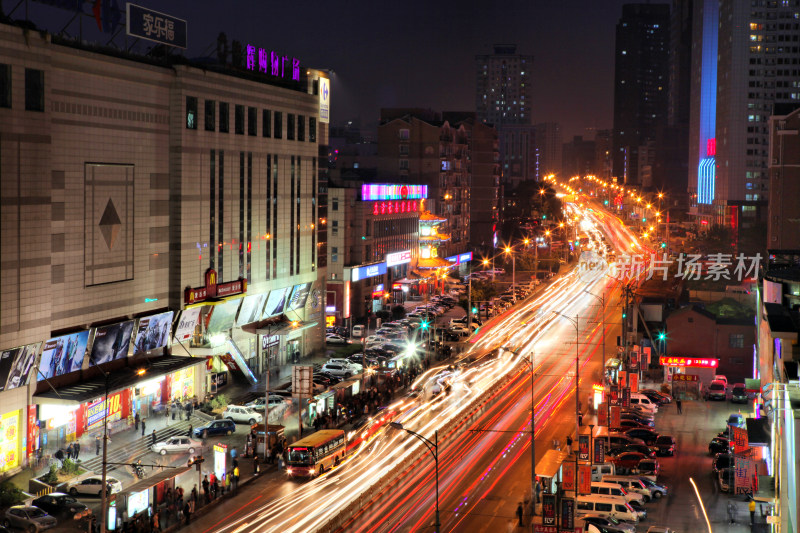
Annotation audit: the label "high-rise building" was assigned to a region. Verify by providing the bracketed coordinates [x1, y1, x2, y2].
[767, 105, 800, 251]
[562, 136, 597, 180]
[689, 0, 800, 248]
[612, 4, 671, 185]
[533, 122, 563, 180]
[475, 45, 536, 188]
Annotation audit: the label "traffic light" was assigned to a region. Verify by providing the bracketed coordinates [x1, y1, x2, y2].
[660, 242, 667, 249]
[604, 200, 609, 206]
[542, 214, 547, 219]
[657, 331, 666, 341]
[471, 307, 478, 314]
[622, 312, 627, 319]
[420, 320, 429, 331]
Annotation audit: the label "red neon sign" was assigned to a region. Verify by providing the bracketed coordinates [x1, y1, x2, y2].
[659, 356, 718, 368]
[707, 138, 716, 157]
[372, 200, 418, 216]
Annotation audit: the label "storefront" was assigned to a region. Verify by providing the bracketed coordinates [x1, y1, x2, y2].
[0, 409, 23, 475]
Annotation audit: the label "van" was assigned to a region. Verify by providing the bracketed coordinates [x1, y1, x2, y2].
[352, 325, 365, 338]
[591, 463, 616, 482]
[590, 482, 644, 505]
[600, 475, 653, 502]
[629, 394, 658, 413]
[575, 495, 639, 523]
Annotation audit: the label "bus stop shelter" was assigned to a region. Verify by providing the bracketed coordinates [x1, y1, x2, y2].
[114, 466, 193, 528]
[534, 449, 569, 494]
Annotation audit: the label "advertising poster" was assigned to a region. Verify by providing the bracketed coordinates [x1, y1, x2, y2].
[133, 311, 174, 354]
[236, 293, 267, 326]
[288, 283, 312, 311]
[214, 443, 227, 482]
[618, 371, 627, 388]
[0, 350, 18, 391]
[593, 438, 605, 465]
[206, 300, 242, 334]
[562, 461, 575, 491]
[560, 498, 575, 530]
[578, 435, 590, 461]
[0, 410, 20, 473]
[732, 426, 749, 454]
[263, 287, 290, 318]
[5, 343, 39, 391]
[578, 464, 592, 494]
[90, 321, 134, 365]
[609, 387, 619, 406]
[597, 403, 608, 426]
[610, 406, 621, 429]
[86, 392, 124, 431]
[541, 493, 556, 526]
[173, 308, 202, 342]
[38, 331, 90, 381]
[621, 387, 631, 408]
[171, 368, 195, 400]
[735, 457, 753, 494]
[629, 372, 638, 392]
[27, 406, 38, 457]
[127, 489, 149, 517]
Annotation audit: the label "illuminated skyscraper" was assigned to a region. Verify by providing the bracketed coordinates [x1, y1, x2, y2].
[475, 44, 533, 127]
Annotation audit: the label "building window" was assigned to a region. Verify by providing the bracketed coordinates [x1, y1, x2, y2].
[247, 107, 257, 136]
[729, 334, 745, 348]
[332, 220, 339, 236]
[332, 247, 338, 263]
[297, 115, 305, 141]
[235, 104, 245, 135]
[399, 159, 409, 170]
[274, 111, 283, 139]
[205, 100, 215, 131]
[262, 109, 272, 137]
[332, 198, 339, 211]
[399, 129, 410, 140]
[25, 68, 44, 112]
[287, 114, 296, 140]
[219, 102, 229, 133]
[309, 117, 317, 142]
[185, 96, 198, 129]
[0, 64, 10, 108]
[399, 144, 409, 155]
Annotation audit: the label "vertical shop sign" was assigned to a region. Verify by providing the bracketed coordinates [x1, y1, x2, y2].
[562, 461, 575, 491]
[610, 405, 621, 429]
[578, 464, 592, 494]
[593, 438, 605, 465]
[541, 494, 556, 526]
[27, 406, 38, 457]
[578, 435, 590, 461]
[560, 498, 575, 531]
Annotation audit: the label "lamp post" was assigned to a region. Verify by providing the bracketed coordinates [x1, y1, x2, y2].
[504, 246, 516, 302]
[583, 288, 606, 365]
[553, 312, 580, 440]
[503, 344, 537, 525]
[389, 423, 440, 533]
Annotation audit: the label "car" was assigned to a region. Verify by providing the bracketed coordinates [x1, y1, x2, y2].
[3, 507, 57, 532]
[638, 389, 671, 405]
[611, 452, 648, 473]
[312, 373, 339, 387]
[623, 428, 659, 446]
[619, 413, 654, 427]
[717, 467, 735, 492]
[632, 458, 660, 481]
[246, 395, 291, 411]
[328, 358, 363, 372]
[726, 413, 745, 429]
[638, 476, 668, 498]
[449, 325, 470, 336]
[581, 514, 636, 533]
[616, 419, 652, 430]
[320, 363, 355, 378]
[194, 419, 236, 438]
[68, 476, 123, 497]
[654, 435, 676, 456]
[714, 374, 728, 387]
[609, 434, 645, 448]
[731, 383, 748, 403]
[706, 379, 727, 400]
[712, 453, 734, 475]
[325, 333, 348, 345]
[708, 437, 732, 455]
[609, 443, 656, 458]
[151, 436, 204, 455]
[222, 405, 263, 425]
[31, 493, 88, 516]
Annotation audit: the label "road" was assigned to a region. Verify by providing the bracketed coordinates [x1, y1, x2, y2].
[182, 202, 643, 533]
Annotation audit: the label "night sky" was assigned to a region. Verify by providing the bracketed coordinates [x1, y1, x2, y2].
[12, 0, 633, 137]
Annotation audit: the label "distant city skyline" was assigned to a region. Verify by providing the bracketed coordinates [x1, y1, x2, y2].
[8, 0, 633, 137]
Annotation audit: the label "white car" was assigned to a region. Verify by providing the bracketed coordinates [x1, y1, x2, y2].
[246, 395, 291, 411]
[328, 359, 362, 372]
[222, 405, 264, 425]
[151, 436, 204, 455]
[325, 334, 348, 345]
[320, 363, 357, 378]
[68, 476, 123, 497]
[449, 325, 470, 336]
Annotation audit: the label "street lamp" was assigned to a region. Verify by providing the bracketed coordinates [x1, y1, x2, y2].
[583, 288, 606, 368]
[504, 246, 516, 301]
[552, 311, 580, 440]
[389, 422, 440, 532]
[503, 344, 537, 524]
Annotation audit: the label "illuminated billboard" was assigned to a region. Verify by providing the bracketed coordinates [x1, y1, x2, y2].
[0, 344, 39, 391]
[263, 287, 290, 318]
[288, 283, 312, 311]
[133, 311, 174, 354]
[361, 184, 428, 201]
[38, 331, 90, 381]
[90, 321, 134, 365]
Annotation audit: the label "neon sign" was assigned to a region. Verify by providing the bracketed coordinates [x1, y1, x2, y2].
[362, 184, 428, 201]
[372, 200, 419, 216]
[659, 356, 718, 368]
[245, 45, 300, 82]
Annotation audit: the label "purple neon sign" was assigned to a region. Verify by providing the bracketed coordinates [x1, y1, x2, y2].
[361, 184, 428, 201]
[246, 44, 300, 82]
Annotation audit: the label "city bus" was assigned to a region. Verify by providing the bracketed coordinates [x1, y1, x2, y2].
[286, 429, 346, 478]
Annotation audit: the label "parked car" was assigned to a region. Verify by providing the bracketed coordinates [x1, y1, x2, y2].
[3, 507, 57, 532]
[717, 467, 735, 492]
[714, 374, 728, 387]
[351, 325, 365, 337]
[581, 514, 636, 533]
[608, 443, 656, 458]
[727, 413, 745, 429]
[654, 435, 676, 456]
[632, 458, 660, 481]
[712, 453, 735, 475]
[151, 436, 204, 455]
[325, 334, 348, 345]
[68, 476, 123, 497]
[611, 452, 648, 473]
[193, 419, 236, 438]
[624, 428, 660, 446]
[222, 405, 263, 425]
[638, 389, 671, 405]
[616, 419, 652, 430]
[328, 358, 362, 372]
[706, 380, 727, 400]
[619, 412, 655, 426]
[609, 434, 645, 449]
[246, 395, 291, 411]
[449, 325, 470, 336]
[731, 383, 748, 403]
[708, 436, 732, 455]
[638, 476, 668, 498]
[320, 363, 355, 378]
[31, 493, 88, 516]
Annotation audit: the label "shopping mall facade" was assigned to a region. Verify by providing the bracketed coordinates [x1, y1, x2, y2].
[0, 22, 328, 474]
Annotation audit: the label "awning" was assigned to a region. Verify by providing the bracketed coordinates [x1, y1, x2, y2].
[393, 278, 419, 285]
[417, 257, 452, 269]
[119, 466, 192, 495]
[34, 356, 206, 406]
[535, 449, 569, 479]
[240, 316, 318, 337]
[746, 417, 771, 446]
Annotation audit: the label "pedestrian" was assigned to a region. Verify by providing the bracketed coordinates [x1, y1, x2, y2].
[212, 477, 219, 500]
[516, 502, 523, 527]
[74, 442, 81, 460]
[183, 501, 190, 524]
[749, 498, 756, 525]
[565, 435, 573, 455]
[676, 398, 683, 414]
[152, 510, 160, 533]
[233, 465, 240, 492]
[141, 418, 146, 437]
[230, 446, 238, 463]
[191, 485, 198, 504]
[187, 424, 194, 438]
[151, 429, 157, 446]
[202, 475, 210, 503]
[66, 443, 73, 461]
[253, 456, 260, 476]
[727, 500, 736, 524]
[135, 412, 140, 431]
[96, 435, 101, 456]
